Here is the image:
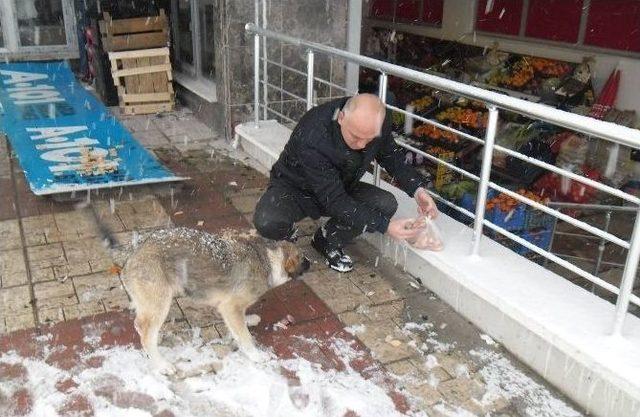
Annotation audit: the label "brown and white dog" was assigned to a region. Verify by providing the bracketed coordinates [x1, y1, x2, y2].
[121, 227, 309, 374]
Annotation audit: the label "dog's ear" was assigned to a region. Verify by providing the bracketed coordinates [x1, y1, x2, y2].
[284, 256, 297, 274]
[279, 242, 300, 274]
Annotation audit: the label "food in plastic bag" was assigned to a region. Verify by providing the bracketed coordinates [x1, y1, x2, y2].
[405, 216, 444, 251]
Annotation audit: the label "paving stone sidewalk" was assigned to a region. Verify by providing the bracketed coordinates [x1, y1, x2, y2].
[0, 107, 585, 417]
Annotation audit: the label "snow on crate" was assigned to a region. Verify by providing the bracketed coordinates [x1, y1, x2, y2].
[0, 330, 422, 417]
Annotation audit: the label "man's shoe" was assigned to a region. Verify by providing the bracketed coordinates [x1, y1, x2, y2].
[311, 237, 354, 273]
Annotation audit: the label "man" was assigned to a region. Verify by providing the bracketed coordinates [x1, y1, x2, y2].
[254, 94, 438, 272]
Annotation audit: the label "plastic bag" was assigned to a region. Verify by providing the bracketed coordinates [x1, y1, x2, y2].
[405, 216, 444, 251]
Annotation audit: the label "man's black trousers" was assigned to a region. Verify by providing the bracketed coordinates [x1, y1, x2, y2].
[253, 181, 398, 250]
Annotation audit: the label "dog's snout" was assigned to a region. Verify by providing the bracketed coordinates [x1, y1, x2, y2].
[302, 257, 311, 271]
[294, 257, 311, 280]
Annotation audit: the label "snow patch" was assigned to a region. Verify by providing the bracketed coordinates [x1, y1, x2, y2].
[470, 348, 581, 417]
[344, 324, 366, 335]
[0, 332, 424, 417]
[479, 333, 497, 346]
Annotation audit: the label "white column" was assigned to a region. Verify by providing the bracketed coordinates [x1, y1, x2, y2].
[345, 0, 362, 94]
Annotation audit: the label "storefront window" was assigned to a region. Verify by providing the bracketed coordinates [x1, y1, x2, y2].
[525, 0, 583, 44]
[199, 0, 215, 80]
[585, 0, 640, 53]
[15, 0, 66, 46]
[476, 0, 640, 55]
[177, 0, 194, 67]
[475, 0, 524, 36]
[370, 0, 443, 27]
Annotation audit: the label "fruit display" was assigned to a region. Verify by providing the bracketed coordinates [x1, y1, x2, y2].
[529, 57, 571, 77]
[486, 189, 549, 212]
[503, 59, 535, 89]
[436, 107, 488, 130]
[392, 111, 405, 127]
[440, 180, 476, 201]
[409, 95, 435, 112]
[485, 68, 508, 87]
[427, 145, 453, 155]
[414, 124, 460, 144]
[532, 166, 601, 204]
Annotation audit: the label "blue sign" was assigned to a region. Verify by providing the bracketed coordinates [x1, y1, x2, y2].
[0, 61, 185, 195]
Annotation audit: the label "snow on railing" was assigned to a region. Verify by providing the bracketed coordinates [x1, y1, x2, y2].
[245, 22, 640, 336]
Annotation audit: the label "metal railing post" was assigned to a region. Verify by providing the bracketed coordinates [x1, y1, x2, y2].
[612, 208, 640, 335]
[593, 210, 612, 282]
[261, 0, 268, 120]
[471, 106, 499, 256]
[306, 50, 314, 110]
[253, 0, 260, 124]
[374, 72, 388, 186]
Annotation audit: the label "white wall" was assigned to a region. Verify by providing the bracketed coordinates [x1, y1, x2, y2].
[364, 0, 640, 117]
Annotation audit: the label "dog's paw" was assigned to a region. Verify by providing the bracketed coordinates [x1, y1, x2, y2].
[245, 314, 261, 327]
[243, 347, 271, 363]
[153, 359, 177, 376]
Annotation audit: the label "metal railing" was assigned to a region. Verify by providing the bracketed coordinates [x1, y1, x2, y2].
[245, 21, 640, 336]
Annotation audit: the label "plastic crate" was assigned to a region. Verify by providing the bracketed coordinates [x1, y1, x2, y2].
[493, 228, 553, 255]
[459, 190, 499, 214]
[524, 209, 556, 230]
[521, 228, 553, 253]
[486, 206, 526, 231]
[460, 192, 476, 213]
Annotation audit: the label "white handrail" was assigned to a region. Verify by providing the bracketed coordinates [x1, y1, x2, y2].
[246, 22, 640, 335]
[246, 23, 640, 148]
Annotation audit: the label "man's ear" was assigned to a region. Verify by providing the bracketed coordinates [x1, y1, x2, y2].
[337, 110, 345, 125]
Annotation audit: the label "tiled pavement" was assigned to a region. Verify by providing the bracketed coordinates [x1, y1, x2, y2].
[0, 107, 584, 416]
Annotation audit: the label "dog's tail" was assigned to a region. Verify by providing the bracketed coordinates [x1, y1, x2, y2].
[76, 200, 118, 250]
[78, 200, 154, 269]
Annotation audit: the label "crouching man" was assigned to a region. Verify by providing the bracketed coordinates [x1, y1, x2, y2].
[253, 93, 438, 272]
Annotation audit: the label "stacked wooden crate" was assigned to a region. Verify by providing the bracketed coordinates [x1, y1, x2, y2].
[100, 10, 174, 115]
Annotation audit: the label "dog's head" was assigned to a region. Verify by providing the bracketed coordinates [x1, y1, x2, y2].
[268, 241, 310, 287]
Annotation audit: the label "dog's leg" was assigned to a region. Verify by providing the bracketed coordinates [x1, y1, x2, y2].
[135, 294, 175, 375]
[218, 301, 267, 362]
[129, 264, 176, 375]
[245, 314, 261, 327]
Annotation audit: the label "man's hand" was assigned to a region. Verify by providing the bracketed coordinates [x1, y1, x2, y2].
[387, 218, 421, 241]
[414, 187, 438, 219]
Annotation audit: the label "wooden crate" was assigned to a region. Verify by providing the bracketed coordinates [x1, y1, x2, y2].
[109, 47, 174, 115]
[99, 9, 169, 52]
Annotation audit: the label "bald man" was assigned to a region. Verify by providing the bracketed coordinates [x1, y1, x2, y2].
[254, 94, 438, 272]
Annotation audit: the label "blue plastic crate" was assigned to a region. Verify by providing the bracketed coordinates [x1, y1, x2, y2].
[459, 193, 476, 213]
[524, 209, 556, 230]
[487, 206, 526, 231]
[495, 228, 553, 255]
[522, 228, 553, 252]
[459, 190, 499, 213]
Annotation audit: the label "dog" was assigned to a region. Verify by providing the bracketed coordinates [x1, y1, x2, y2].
[120, 227, 310, 374]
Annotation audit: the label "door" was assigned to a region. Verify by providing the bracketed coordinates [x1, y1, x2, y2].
[0, 0, 78, 60]
[172, 0, 196, 75]
[198, 0, 216, 80]
[171, 0, 218, 101]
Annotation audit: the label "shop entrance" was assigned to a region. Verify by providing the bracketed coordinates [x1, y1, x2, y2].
[0, 0, 78, 60]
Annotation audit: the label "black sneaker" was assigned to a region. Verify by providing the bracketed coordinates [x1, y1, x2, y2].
[311, 236, 354, 273]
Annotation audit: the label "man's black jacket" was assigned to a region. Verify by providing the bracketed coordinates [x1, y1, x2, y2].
[270, 97, 430, 234]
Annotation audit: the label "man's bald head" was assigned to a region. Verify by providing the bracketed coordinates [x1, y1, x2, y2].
[337, 94, 386, 150]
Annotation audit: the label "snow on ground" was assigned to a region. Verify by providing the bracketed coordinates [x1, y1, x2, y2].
[469, 349, 582, 417]
[0, 330, 421, 417]
[397, 322, 583, 417]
